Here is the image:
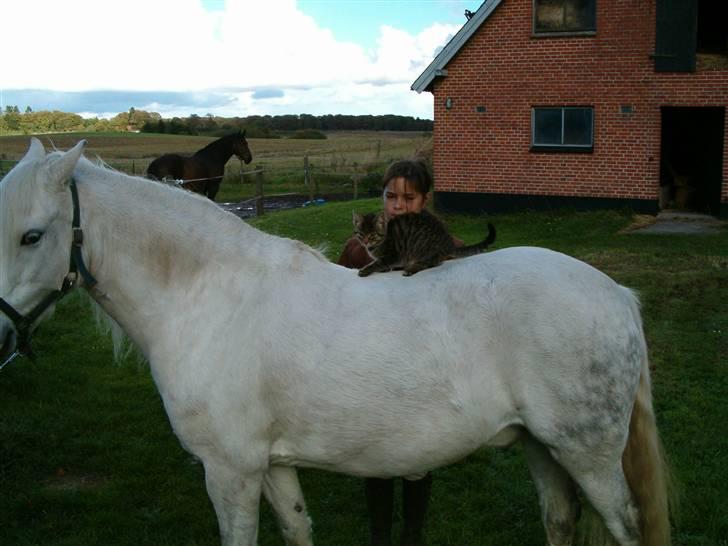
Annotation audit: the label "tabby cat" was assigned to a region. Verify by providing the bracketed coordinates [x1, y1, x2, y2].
[352, 209, 496, 277]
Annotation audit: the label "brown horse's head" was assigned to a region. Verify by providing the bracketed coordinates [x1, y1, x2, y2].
[232, 129, 253, 164]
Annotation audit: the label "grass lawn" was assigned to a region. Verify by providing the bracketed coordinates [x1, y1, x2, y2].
[0, 200, 726, 545]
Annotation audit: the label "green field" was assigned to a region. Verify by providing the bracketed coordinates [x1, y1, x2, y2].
[0, 131, 433, 202]
[0, 198, 726, 545]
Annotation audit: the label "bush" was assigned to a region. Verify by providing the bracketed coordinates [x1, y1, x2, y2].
[240, 125, 281, 139]
[360, 171, 384, 195]
[288, 129, 327, 140]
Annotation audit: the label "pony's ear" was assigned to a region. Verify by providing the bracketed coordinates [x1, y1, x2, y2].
[44, 140, 87, 191]
[241, 129, 246, 138]
[23, 137, 46, 162]
[352, 211, 362, 226]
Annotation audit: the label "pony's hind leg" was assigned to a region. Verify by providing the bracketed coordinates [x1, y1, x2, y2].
[522, 434, 580, 546]
[570, 463, 640, 546]
[553, 449, 641, 546]
[262, 466, 313, 546]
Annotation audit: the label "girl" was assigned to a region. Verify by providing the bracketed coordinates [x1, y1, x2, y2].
[337, 158, 444, 546]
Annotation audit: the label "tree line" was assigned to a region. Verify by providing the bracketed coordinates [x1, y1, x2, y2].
[0, 107, 433, 136]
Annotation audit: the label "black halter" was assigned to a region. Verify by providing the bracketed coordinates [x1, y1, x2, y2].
[0, 178, 97, 370]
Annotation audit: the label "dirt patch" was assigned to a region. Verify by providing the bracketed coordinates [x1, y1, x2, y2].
[219, 193, 359, 220]
[618, 214, 658, 234]
[629, 211, 726, 235]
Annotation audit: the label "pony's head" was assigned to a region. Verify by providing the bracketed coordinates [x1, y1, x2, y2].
[0, 138, 87, 364]
[231, 129, 253, 164]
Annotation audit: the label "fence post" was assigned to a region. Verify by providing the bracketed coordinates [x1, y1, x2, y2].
[255, 166, 264, 217]
[132, 161, 136, 175]
[352, 174, 362, 200]
[304, 155, 312, 200]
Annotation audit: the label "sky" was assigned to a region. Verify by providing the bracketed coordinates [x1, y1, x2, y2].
[1, 0, 474, 120]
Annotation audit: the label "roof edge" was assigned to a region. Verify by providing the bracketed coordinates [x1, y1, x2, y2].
[411, 0, 503, 93]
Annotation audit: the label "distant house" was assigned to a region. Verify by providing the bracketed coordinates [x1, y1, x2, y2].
[412, 0, 728, 217]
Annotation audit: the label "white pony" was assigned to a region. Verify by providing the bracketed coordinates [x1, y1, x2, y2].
[0, 140, 670, 546]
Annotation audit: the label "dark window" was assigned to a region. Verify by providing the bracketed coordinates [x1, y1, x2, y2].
[534, 0, 596, 33]
[697, 1, 728, 55]
[654, 0, 697, 72]
[532, 107, 594, 151]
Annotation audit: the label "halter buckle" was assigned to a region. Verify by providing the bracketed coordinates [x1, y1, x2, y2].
[72, 226, 84, 246]
[62, 272, 78, 292]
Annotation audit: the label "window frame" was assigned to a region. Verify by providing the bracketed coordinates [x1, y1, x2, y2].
[533, 0, 597, 36]
[531, 106, 595, 153]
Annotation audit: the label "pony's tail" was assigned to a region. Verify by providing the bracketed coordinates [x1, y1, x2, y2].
[621, 357, 673, 546]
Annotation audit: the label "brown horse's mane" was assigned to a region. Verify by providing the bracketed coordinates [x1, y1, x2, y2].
[193, 131, 242, 158]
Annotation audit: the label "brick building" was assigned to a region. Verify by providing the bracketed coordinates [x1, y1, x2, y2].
[412, 0, 728, 218]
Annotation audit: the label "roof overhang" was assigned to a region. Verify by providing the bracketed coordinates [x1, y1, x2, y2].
[411, 0, 503, 93]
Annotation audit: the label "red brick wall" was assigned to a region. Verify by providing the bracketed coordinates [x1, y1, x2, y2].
[431, 0, 728, 208]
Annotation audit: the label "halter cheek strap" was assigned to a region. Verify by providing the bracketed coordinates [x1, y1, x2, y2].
[67, 179, 97, 290]
[0, 178, 97, 370]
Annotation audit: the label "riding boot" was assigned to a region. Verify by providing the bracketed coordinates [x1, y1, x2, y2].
[400, 473, 432, 546]
[366, 477, 395, 546]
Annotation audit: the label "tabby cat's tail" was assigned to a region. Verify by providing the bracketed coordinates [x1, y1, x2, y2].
[452, 223, 496, 258]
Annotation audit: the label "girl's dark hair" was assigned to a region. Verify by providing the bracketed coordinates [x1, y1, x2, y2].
[382, 159, 433, 194]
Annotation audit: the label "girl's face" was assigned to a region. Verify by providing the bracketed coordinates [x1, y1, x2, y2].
[382, 177, 430, 219]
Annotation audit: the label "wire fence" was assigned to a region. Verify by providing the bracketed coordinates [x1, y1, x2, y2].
[0, 156, 385, 218]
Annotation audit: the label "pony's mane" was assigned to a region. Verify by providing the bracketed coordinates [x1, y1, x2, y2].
[89, 292, 138, 364]
[76, 156, 328, 261]
[71, 157, 200, 364]
[69, 154, 328, 360]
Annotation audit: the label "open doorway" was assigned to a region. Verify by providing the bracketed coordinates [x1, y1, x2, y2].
[660, 107, 725, 216]
[697, 1, 728, 70]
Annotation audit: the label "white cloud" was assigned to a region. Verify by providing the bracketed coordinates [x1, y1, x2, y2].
[1, 0, 459, 118]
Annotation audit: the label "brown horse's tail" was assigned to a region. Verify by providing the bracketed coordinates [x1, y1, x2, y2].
[622, 355, 673, 546]
[452, 223, 496, 258]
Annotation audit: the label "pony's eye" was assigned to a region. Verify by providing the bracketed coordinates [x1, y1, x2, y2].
[20, 230, 44, 246]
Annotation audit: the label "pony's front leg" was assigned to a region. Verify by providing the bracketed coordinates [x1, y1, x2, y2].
[203, 458, 265, 546]
[263, 466, 313, 546]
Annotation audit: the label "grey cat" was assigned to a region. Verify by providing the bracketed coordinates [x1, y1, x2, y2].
[353, 209, 496, 277]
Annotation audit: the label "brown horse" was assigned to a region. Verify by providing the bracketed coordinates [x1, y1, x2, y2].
[146, 130, 252, 200]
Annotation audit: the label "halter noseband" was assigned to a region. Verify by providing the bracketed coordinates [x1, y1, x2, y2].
[0, 178, 97, 370]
